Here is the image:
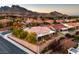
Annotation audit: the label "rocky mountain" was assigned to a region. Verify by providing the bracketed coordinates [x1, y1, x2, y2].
[0, 5, 68, 18]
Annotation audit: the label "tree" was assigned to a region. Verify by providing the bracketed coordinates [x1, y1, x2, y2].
[26, 32, 37, 43]
[15, 17, 22, 21]
[7, 21, 13, 26]
[75, 31, 79, 35]
[74, 36, 79, 40]
[0, 23, 3, 28]
[12, 22, 22, 28]
[53, 20, 58, 24]
[19, 31, 28, 39]
[12, 28, 23, 38]
[65, 33, 72, 38]
[12, 28, 37, 44]
[0, 16, 5, 20]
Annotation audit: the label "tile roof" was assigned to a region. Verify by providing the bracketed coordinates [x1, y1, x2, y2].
[24, 26, 55, 37]
[45, 19, 54, 23]
[25, 20, 33, 23]
[67, 23, 77, 27]
[32, 19, 43, 23]
[63, 22, 79, 28]
[56, 20, 64, 23]
[65, 19, 76, 22]
[0, 19, 10, 23]
[52, 24, 66, 30]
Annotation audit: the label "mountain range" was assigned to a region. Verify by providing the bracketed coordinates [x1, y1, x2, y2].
[0, 5, 68, 18]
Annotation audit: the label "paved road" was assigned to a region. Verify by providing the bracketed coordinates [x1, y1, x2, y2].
[0, 36, 27, 54]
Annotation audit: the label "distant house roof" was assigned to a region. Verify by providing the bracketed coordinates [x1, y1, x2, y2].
[63, 22, 79, 28]
[67, 23, 77, 27]
[0, 19, 10, 24]
[52, 24, 67, 30]
[62, 23, 73, 28]
[36, 19, 43, 23]
[24, 26, 55, 38]
[25, 20, 33, 24]
[76, 22, 79, 26]
[31, 18, 43, 23]
[56, 20, 64, 23]
[45, 19, 54, 23]
[65, 19, 76, 22]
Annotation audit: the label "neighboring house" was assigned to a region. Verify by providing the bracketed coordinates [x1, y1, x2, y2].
[68, 48, 79, 54]
[62, 22, 79, 29]
[0, 19, 10, 27]
[50, 24, 69, 34]
[68, 43, 79, 54]
[62, 22, 79, 35]
[64, 19, 76, 23]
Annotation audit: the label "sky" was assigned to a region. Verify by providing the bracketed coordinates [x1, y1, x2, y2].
[0, 4, 79, 15]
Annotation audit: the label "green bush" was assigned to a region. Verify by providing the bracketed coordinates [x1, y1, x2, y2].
[74, 36, 79, 40]
[26, 32, 37, 43]
[12, 28, 37, 44]
[12, 28, 23, 38]
[74, 44, 78, 49]
[19, 31, 28, 39]
[0, 23, 3, 28]
[7, 21, 13, 26]
[68, 28, 75, 32]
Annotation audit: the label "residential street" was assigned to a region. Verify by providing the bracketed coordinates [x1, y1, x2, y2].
[0, 36, 26, 54]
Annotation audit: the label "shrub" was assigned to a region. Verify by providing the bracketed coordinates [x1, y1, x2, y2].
[26, 32, 37, 43]
[12, 28, 37, 44]
[7, 21, 13, 26]
[0, 23, 3, 28]
[68, 28, 75, 32]
[12, 28, 23, 38]
[74, 44, 78, 49]
[65, 33, 72, 38]
[19, 31, 28, 39]
[74, 36, 79, 40]
[75, 31, 79, 35]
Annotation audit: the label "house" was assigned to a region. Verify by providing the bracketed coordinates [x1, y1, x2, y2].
[23, 26, 57, 53]
[68, 43, 79, 54]
[62, 22, 79, 30]
[65, 19, 76, 23]
[50, 24, 69, 34]
[24, 26, 56, 40]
